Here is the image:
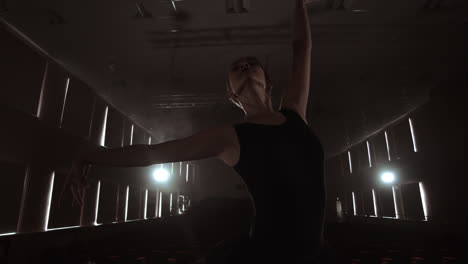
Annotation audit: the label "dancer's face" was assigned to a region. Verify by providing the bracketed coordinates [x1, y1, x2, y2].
[227, 57, 270, 101]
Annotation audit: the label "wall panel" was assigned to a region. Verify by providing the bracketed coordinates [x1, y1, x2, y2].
[0, 162, 26, 233]
[371, 133, 388, 166]
[122, 120, 132, 147]
[356, 142, 370, 170]
[161, 192, 171, 218]
[363, 190, 375, 216]
[97, 181, 118, 224]
[147, 189, 157, 218]
[60, 79, 95, 139]
[379, 186, 396, 218]
[132, 126, 146, 145]
[401, 183, 425, 220]
[48, 172, 80, 229]
[104, 108, 124, 148]
[353, 190, 364, 216]
[392, 120, 415, 160]
[126, 186, 140, 220]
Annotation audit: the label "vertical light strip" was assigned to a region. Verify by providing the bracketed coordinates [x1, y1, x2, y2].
[154, 189, 159, 218]
[177, 195, 180, 215]
[100, 106, 109, 147]
[336, 198, 342, 217]
[148, 136, 152, 145]
[372, 189, 378, 216]
[36, 61, 49, 118]
[181, 195, 185, 211]
[392, 186, 399, 218]
[158, 192, 162, 218]
[59, 77, 70, 127]
[419, 182, 428, 221]
[347, 151, 353, 174]
[180, 162, 183, 175]
[186, 164, 189, 182]
[409, 118, 418, 152]
[170, 0, 177, 11]
[385, 131, 391, 161]
[130, 125, 134, 145]
[121, 121, 126, 147]
[94, 181, 101, 225]
[124, 185, 129, 221]
[169, 193, 173, 213]
[143, 189, 148, 219]
[367, 141, 372, 167]
[352, 192, 357, 216]
[45, 172, 55, 230]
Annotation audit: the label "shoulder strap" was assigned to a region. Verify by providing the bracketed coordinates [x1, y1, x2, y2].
[279, 107, 308, 125]
[279, 107, 300, 119]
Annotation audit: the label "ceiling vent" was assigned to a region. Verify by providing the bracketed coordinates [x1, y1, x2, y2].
[146, 25, 290, 48]
[226, 0, 250, 14]
[151, 93, 229, 109]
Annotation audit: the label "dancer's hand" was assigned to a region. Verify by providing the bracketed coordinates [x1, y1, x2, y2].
[59, 145, 96, 207]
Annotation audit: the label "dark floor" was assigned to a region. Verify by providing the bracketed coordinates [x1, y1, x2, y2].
[1, 198, 465, 264]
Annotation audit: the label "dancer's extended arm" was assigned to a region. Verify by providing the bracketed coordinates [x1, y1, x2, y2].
[63, 124, 233, 205]
[82, 125, 232, 167]
[280, 0, 312, 123]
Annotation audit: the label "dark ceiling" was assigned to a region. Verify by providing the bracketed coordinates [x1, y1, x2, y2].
[1, 0, 467, 157]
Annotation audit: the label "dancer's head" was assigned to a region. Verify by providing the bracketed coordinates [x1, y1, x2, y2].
[226, 56, 273, 109]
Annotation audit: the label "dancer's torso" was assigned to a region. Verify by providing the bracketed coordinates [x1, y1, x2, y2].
[221, 108, 325, 230]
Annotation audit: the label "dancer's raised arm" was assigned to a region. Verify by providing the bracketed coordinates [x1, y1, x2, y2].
[280, 0, 312, 123]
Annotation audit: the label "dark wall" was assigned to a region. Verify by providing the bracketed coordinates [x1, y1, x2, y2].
[0, 23, 164, 233]
[325, 77, 468, 230]
[0, 162, 26, 233]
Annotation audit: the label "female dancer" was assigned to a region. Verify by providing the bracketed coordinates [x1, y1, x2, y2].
[65, 0, 323, 262]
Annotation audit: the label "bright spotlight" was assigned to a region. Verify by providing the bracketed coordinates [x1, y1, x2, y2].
[153, 168, 169, 183]
[381, 172, 395, 183]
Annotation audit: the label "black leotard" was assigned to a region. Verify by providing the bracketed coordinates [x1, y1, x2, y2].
[230, 108, 325, 263]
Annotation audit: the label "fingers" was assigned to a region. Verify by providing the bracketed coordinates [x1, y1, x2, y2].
[63, 144, 92, 207]
[84, 163, 92, 176]
[70, 181, 81, 207]
[82, 163, 96, 189]
[72, 183, 85, 207]
[60, 163, 78, 208]
[66, 160, 95, 208]
[71, 169, 86, 207]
